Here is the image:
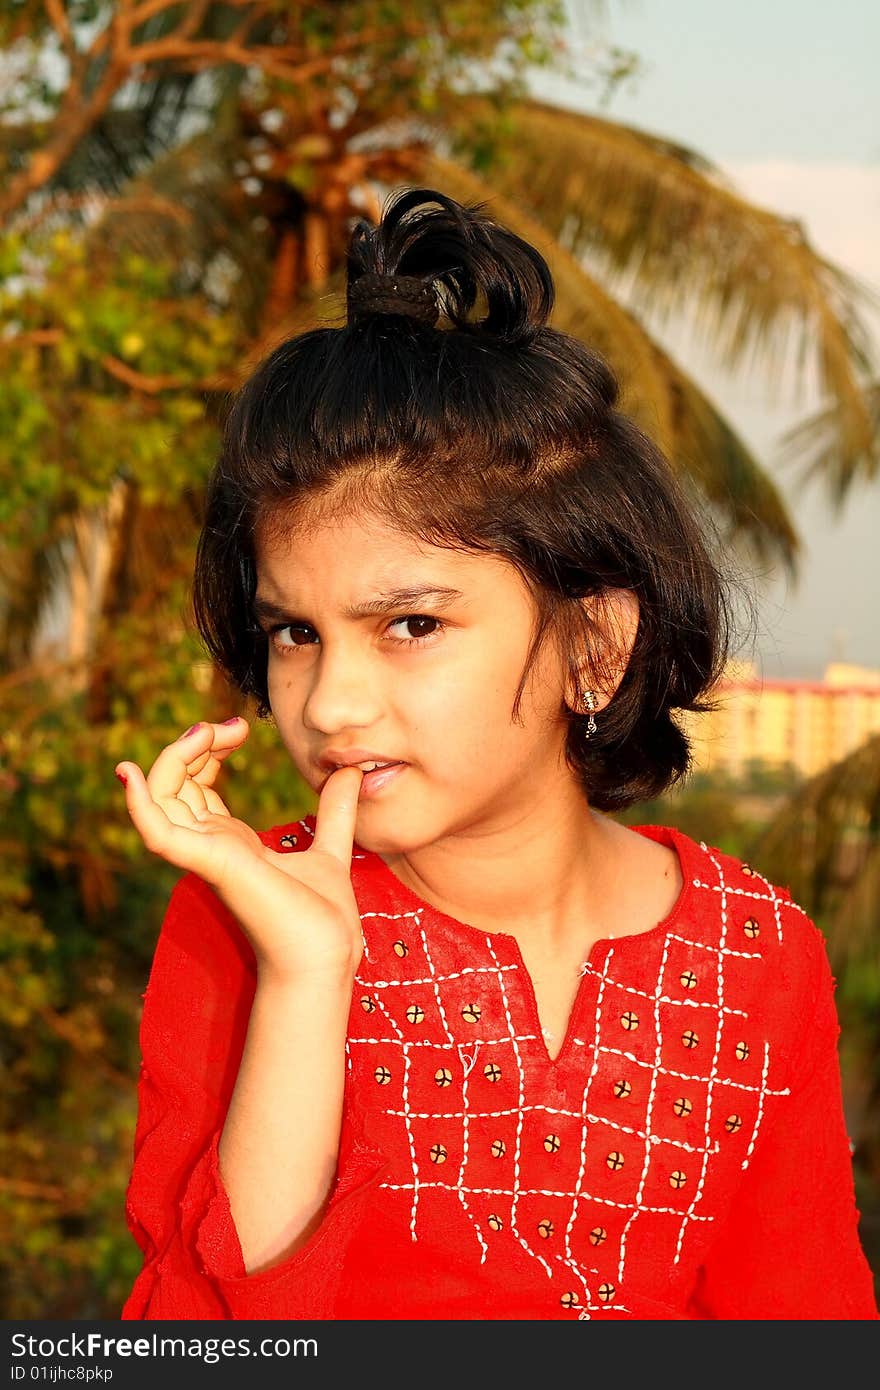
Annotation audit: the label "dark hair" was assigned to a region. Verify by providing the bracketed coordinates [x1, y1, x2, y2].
[193, 186, 747, 812]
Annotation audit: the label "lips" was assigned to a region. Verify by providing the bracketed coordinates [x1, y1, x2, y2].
[318, 749, 406, 774]
[357, 761, 408, 800]
[317, 751, 407, 791]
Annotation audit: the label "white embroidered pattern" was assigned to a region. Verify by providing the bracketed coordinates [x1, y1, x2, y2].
[285, 820, 798, 1318]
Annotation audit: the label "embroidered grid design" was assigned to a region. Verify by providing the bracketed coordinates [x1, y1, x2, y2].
[288, 819, 798, 1318]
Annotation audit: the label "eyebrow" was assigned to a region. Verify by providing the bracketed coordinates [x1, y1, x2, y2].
[251, 584, 467, 624]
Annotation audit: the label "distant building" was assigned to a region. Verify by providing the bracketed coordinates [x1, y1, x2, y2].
[681, 661, 880, 780]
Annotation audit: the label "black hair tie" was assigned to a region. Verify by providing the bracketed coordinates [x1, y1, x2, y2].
[347, 272, 440, 327]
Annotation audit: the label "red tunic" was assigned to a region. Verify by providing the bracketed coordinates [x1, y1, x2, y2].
[121, 818, 878, 1321]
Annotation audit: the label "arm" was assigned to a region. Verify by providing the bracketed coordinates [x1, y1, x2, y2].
[121, 872, 386, 1321]
[218, 962, 353, 1272]
[686, 935, 878, 1321]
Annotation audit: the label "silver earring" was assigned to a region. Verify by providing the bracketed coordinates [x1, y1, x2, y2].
[580, 689, 598, 739]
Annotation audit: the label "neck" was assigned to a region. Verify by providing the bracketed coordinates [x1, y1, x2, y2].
[379, 776, 620, 955]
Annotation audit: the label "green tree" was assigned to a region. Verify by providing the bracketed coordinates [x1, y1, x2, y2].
[1, 2, 877, 1315]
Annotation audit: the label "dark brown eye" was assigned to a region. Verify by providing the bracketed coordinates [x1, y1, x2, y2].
[271, 624, 314, 650]
[390, 615, 443, 643]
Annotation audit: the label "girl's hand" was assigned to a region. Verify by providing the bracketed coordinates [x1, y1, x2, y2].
[115, 719, 365, 982]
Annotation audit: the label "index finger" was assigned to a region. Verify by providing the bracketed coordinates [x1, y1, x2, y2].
[310, 765, 364, 863]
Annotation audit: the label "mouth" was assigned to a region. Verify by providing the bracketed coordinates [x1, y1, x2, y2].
[341, 760, 402, 774]
[319, 759, 407, 792]
[354, 761, 408, 799]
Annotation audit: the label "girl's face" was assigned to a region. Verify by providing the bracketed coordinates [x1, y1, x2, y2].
[253, 510, 580, 854]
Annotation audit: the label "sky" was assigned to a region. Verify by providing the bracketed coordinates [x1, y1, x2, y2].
[530, 0, 880, 680]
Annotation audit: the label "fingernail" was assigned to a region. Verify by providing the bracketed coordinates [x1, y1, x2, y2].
[221, 716, 240, 726]
[180, 723, 201, 738]
[115, 769, 128, 786]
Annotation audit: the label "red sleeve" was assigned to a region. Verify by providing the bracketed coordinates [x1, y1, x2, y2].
[121, 869, 387, 1320]
[686, 929, 878, 1320]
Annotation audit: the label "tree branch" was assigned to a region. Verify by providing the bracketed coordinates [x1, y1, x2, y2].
[0, 1177, 67, 1202]
[44, 0, 77, 68]
[0, 6, 487, 223]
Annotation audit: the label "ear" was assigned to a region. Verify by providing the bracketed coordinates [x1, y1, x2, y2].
[565, 588, 640, 713]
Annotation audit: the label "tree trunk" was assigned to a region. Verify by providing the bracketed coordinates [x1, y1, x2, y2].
[84, 480, 139, 725]
[302, 209, 330, 290]
[260, 225, 301, 332]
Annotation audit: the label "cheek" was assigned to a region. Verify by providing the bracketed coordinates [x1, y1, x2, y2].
[265, 659, 306, 738]
[266, 654, 300, 696]
[414, 668, 523, 762]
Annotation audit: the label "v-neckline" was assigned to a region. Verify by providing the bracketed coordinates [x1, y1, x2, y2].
[355, 823, 697, 1072]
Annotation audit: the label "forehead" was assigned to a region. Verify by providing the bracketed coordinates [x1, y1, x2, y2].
[254, 511, 519, 598]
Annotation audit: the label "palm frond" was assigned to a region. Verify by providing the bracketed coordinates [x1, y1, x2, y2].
[830, 837, 880, 967]
[446, 97, 878, 481]
[744, 731, 880, 969]
[79, 115, 277, 334]
[777, 378, 880, 506]
[418, 153, 800, 577]
[47, 73, 213, 197]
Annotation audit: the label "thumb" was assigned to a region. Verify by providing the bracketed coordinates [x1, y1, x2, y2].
[311, 765, 364, 863]
[115, 760, 147, 799]
[114, 760, 172, 852]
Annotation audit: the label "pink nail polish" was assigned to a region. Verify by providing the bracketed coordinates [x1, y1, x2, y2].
[222, 716, 240, 725]
[181, 723, 201, 738]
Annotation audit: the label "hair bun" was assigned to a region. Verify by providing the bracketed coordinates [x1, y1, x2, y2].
[347, 271, 440, 327]
[345, 187, 554, 344]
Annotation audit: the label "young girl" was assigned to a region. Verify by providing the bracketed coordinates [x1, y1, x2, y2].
[116, 188, 877, 1321]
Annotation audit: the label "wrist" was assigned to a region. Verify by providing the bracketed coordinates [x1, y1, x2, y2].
[255, 956, 358, 995]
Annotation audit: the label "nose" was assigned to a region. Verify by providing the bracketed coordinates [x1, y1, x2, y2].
[299, 640, 384, 735]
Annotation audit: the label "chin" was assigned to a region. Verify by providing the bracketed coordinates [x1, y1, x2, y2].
[354, 824, 419, 856]
[352, 812, 440, 858]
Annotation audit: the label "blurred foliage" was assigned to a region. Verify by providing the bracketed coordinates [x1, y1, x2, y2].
[1, 1, 877, 1317]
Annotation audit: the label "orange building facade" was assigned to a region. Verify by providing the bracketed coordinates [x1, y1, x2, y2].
[681, 662, 880, 780]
